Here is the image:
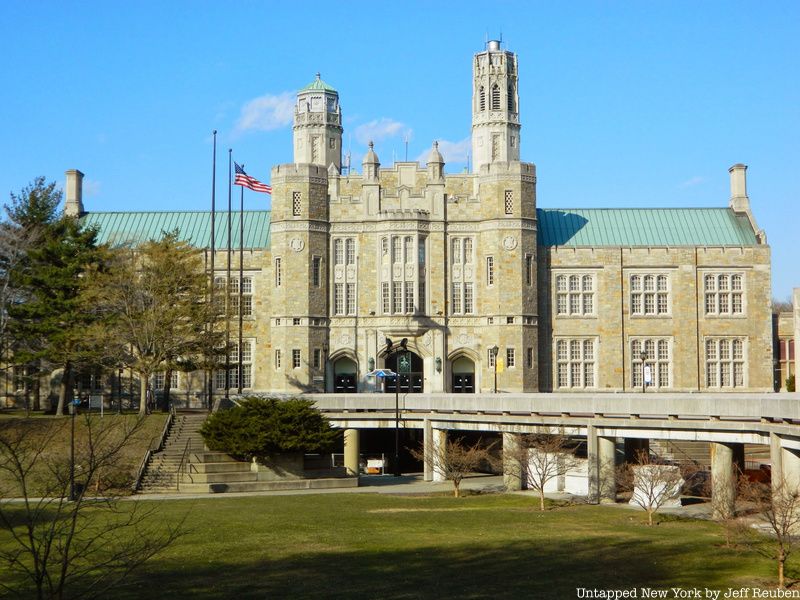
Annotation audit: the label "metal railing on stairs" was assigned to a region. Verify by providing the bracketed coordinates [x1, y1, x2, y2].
[176, 438, 193, 492]
[132, 409, 175, 493]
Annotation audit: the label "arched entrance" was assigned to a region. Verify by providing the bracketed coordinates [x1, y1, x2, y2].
[384, 351, 424, 393]
[333, 357, 357, 393]
[451, 356, 475, 393]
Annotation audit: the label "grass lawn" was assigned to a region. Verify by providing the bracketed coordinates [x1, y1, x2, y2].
[0, 413, 167, 496]
[20, 492, 772, 599]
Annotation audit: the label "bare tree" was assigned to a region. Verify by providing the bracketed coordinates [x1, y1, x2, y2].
[738, 477, 800, 588]
[0, 416, 185, 599]
[617, 450, 685, 526]
[410, 436, 498, 498]
[507, 433, 579, 511]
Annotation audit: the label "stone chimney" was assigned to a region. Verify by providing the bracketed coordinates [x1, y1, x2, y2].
[728, 163, 749, 213]
[64, 169, 85, 217]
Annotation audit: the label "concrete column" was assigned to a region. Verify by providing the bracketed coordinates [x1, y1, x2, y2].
[423, 419, 433, 481]
[502, 431, 524, 491]
[587, 425, 599, 504]
[598, 436, 616, 504]
[771, 433, 784, 487]
[432, 428, 447, 482]
[710, 442, 736, 520]
[343, 429, 360, 478]
[781, 446, 800, 493]
[624, 438, 649, 463]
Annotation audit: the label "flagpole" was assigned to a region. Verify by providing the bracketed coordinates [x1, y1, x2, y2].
[225, 149, 232, 401]
[208, 130, 217, 412]
[238, 175, 244, 395]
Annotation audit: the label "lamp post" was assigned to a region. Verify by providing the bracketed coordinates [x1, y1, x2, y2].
[491, 345, 499, 393]
[69, 398, 80, 501]
[640, 350, 647, 393]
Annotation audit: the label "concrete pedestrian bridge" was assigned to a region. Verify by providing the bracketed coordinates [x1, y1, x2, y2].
[307, 392, 800, 516]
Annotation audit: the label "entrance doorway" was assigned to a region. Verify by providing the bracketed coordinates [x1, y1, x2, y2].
[333, 357, 357, 393]
[384, 351, 424, 393]
[451, 356, 475, 393]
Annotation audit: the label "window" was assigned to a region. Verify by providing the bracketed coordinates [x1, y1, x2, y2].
[293, 317, 301, 325]
[382, 235, 425, 315]
[313, 348, 322, 369]
[504, 190, 513, 215]
[292, 349, 301, 369]
[526, 347, 533, 369]
[491, 84, 500, 110]
[334, 283, 344, 315]
[464, 283, 474, 314]
[525, 254, 533, 286]
[346, 283, 356, 315]
[704, 273, 744, 316]
[312, 256, 321, 287]
[334, 239, 344, 265]
[241, 277, 253, 316]
[507, 84, 515, 112]
[404, 282, 414, 314]
[506, 348, 516, 368]
[631, 338, 671, 389]
[488, 348, 496, 368]
[275, 349, 281, 369]
[555, 274, 595, 316]
[630, 273, 669, 316]
[153, 371, 178, 390]
[449, 237, 476, 315]
[292, 191, 301, 216]
[486, 256, 495, 286]
[345, 239, 356, 265]
[479, 86, 486, 111]
[382, 282, 390, 314]
[216, 340, 252, 389]
[556, 339, 596, 388]
[706, 338, 746, 388]
[274, 258, 282, 287]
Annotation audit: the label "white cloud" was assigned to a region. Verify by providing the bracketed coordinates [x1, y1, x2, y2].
[415, 137, 471, 165]
[233, 92, 295, 134]
[354, 118, 409, 145]
[679, 176, 706, 189]
[83, 179, 101, 197]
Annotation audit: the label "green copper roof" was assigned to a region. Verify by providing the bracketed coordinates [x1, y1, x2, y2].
[300, 73, 337, 93]
[81, 211, 271, 250]
[537, 208, 758, 247]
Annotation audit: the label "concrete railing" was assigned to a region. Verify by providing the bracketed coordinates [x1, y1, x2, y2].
[306, 392, 800, 424]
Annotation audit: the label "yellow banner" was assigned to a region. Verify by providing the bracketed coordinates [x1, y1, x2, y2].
[496, 358, 504, 373]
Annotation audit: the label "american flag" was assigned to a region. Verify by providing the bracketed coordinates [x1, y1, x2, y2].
[234, 162, 271, 194]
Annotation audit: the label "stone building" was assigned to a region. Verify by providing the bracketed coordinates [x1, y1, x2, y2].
[5, 40, 778, 408]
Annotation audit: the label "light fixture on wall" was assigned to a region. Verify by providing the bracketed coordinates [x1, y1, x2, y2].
[368, 357, 375, 371]
[435, 357, 442, 373]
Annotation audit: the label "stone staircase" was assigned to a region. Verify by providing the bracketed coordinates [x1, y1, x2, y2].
[650, 440, 711, 469]
[137, 413, 208, 493]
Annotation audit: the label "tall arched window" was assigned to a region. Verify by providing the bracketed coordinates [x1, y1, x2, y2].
[507, 85, 515, 112]
[491, 84, 500, 110]
[479, 86, 486, 111]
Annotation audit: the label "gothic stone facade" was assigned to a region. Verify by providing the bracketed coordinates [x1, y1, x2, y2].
[62, 41, 774, 405]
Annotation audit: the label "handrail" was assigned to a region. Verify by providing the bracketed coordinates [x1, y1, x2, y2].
[132, 449, 152, 493]
[155, 411, 175, 453]
[176, 438, 192, 491]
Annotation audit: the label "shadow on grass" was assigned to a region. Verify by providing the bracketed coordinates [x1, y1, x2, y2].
[117, 538, 674, 599]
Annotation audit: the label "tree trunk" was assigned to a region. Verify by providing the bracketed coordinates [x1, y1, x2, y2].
[539, 489, 546, 511]
[647, 510, 654, 526]
[57, 362, 73, 416]
[162, 367, 172, 412]
[32, 362, 40, 412]
[779, 551, 785, 588]
[453, 481, 460, 498]
[139, 372, 148, 416]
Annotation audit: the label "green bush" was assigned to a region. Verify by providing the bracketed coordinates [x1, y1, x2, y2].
[200, 397, 340, 460]
[787, 375, 796, 392]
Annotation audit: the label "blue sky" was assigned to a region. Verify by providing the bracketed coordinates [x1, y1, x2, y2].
[1, 1, 798, 299]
